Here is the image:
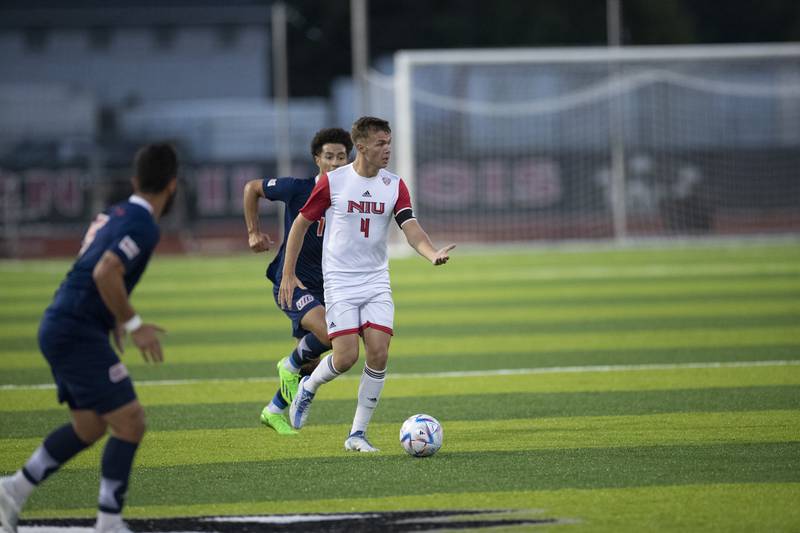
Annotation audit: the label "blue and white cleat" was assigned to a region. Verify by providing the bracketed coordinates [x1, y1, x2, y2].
[289, 376, 315, 429]
[344, 431, 379, 452]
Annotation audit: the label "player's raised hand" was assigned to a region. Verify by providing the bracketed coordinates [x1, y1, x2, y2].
[432, 244, 456, 266]
[248, 231, 274, 253]
[278, 273, 307, 310]
[131, 323, 166, 363]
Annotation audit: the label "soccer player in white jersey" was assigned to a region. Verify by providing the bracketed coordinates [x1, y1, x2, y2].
[278, 116, 455, 452]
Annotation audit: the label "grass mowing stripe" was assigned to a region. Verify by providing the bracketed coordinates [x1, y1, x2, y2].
[3, 346, 800, 385]
[4, 273, 799, 304]
[3, 362, 798, 409]
[3, 298, 799, 329]
[3, 247, 797, 296]
[4, 313, 800, 344]
[3, 410, 798, 470]
[394, 261, 800, 281]
[4, 260, 798, 291]
[10, 441, 800, 511]
[3, 326, 799, 366]
[4, 241, 797, 271]
[4, 257, 799, 281]
[4, 272, 799, 307]
[143, 277, 800, 302]
[4, 291, 800, 323]
[3, 385, 799, 437]
[395, 289, 800, 310]
[3, 285, 796, 329]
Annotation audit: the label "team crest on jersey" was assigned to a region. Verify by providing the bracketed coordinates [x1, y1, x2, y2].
[118, 236, 140, 260]
[382, 177, 391, 185]
[108, 362, 129, 383]
[295, 294, 314, 310]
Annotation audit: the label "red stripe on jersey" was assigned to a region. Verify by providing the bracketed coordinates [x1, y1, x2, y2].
[329, 327, 361, 340]
[300, 172, 331, 221]
[393, 178, 412, 215]
[360, 321, 394, 336]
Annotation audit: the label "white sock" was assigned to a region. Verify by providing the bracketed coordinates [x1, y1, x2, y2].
[22, 445, 58, 485]
[350, 365, 386, 435]
[96, 510, 123, 531]
[266, 402, 284, 415]
[283, 355, 300, 373]
[304, 354, 340, 394]
[3, 470, 35, 508]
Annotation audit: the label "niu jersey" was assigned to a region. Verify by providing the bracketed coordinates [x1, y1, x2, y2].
[262, 176, 325, 295]
[45, 195, 159, 332]
[300, 163, 415, 277]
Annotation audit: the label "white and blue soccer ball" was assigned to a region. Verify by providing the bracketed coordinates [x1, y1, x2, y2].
[399, 413, 443, 457]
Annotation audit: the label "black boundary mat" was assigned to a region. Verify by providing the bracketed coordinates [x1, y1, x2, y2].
[21, 509, 566, 531]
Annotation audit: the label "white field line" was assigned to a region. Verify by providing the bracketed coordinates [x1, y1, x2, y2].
[2, 359, 799, 392]
[17, 526, 95, 533]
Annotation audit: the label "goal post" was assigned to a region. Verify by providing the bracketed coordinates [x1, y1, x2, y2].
[393, 43, 800, 244]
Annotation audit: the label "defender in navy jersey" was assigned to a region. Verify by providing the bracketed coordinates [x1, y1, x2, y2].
[0, 144, 178, 533]
[243, 127, 353, 436]
[281, 117, 455, 452]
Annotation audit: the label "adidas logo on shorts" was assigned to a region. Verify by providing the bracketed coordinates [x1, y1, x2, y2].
[329, 321, 337, 328]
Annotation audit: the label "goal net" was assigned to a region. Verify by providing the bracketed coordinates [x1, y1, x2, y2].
[392, 44, 800, 243]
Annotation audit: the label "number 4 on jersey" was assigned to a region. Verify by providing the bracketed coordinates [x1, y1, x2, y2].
[360, 217, 370, 238]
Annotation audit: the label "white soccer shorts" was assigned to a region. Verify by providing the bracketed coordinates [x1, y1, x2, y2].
[325, 291, 394, 339]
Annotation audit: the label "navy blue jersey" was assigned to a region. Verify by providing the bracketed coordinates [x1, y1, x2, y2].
[45, 196, 160, 332]
[263, 177, 324, 295]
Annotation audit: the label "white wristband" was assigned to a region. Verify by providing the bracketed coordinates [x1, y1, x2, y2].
[123, 314, 143, 333]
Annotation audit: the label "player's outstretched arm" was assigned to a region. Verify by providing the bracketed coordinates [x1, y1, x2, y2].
[278, 213, 314, 309]
[401, 219, 456, 266]
[243, 179, 274, 253]
[93, 251, 166, 363]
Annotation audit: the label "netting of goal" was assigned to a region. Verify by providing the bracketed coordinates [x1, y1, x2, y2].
[388, 44, 800, 243]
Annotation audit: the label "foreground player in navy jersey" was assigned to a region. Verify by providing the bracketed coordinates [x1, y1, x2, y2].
[243, 128, 353, 436]
[0, 144, 178, 533]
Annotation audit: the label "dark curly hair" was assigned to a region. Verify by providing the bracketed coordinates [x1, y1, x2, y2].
[310, 128, 353, 159]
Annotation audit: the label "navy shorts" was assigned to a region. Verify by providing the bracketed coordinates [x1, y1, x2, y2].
[272, 285, 324, 339]
[38, 315, 137, 415]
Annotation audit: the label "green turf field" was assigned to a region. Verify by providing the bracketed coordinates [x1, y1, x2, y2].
[1, 242, 799, 532]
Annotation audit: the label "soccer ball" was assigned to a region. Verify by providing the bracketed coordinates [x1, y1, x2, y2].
[399, 413, 443, 457]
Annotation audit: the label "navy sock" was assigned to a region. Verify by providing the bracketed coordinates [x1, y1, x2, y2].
[271, 388, 288, 410]
[98, 437, 139, 514]
[22, 423, 90, 485]
[289, 332, 329, 368]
